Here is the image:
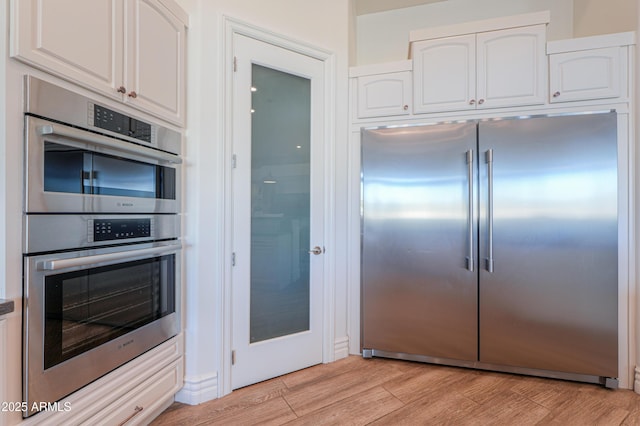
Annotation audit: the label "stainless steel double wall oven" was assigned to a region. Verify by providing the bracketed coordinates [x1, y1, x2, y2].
[22, 77, 182, 417]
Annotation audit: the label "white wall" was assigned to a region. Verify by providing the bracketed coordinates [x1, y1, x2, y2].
[356, 0, 575, 65]
[636, 0, 640, 394]
[1, 0, 29, 422]
[573, 0, 637, 37]
[173, 0, 351, 403]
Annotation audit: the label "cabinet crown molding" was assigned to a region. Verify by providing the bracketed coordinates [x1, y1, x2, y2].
[158, 0, 189, 27]
[350, 60, 412, 78]
[547, 31, 636, 54]
[409, 10, 550, 44]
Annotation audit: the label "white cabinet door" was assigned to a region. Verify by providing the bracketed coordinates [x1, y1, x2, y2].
[11, 0, 124, 99]
[413, 34, 476, 113]
[357, 71, 412, 118]
[86, 359, 182, 425]
[125, 0, 186, 125]
[549, 47, 621, 103]
[476, 25, 546, 109]
[413, 25, 546, 114]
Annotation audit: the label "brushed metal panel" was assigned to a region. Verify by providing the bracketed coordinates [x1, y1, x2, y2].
[367, 349, 613, 387]
[25, 76, 182, 154]
[478, 113, 618, 377]
[24, 214, 180, 253]
[362, 122, 478, 361]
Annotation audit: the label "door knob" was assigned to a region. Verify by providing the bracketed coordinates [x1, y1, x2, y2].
[117, 86, 127, 94]
[128, 91, 138, 99]
[308, 246, 324, 255]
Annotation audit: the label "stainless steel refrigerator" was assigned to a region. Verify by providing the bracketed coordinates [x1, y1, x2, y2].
[361, 112, 618, 385]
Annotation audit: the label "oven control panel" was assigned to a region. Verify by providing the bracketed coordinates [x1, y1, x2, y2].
[90, 218, 152, 242]
[90, 104, 153, 143]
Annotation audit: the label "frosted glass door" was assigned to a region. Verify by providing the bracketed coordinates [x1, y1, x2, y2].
[231, 34, 325, 390]
[249, 63, 311, 343]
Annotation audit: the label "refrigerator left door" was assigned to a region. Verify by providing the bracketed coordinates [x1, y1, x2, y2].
[361, 123, 478, 362]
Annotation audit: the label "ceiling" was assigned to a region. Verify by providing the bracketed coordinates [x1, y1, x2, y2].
[354, 0, 447, 15]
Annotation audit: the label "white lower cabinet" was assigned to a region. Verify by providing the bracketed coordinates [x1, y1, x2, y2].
[87, 359, 183, 425]
[21, 335, 183, 426]
[0, 319, 6, 426]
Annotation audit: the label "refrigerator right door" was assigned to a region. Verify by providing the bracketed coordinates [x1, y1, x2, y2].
[478, 113, 618, 378]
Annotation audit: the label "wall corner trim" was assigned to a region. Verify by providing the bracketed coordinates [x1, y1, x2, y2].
[175, 372, 219, 405]
[334, 336, 350, 360]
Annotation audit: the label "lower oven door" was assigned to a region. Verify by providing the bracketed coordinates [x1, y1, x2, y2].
[23, 240, 181, 417]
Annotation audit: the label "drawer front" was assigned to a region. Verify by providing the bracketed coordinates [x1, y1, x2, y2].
[89, 358, 183, 425]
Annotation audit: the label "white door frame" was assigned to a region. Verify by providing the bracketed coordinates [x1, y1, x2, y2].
[220, 16, 336, 397]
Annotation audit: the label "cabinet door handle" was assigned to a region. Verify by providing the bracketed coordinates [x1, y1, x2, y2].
[469, 99, 476, 105]
[128, 91, 138, 99]
[553, 91, 561, 98]
[403, 105, 409, 111]
[485, 149, 494, 273]
[478, 99, 485, 105]
[117, 86, 127, 94]
[38, 124, 182, 164]
[118, 406, 144, 426]
[466, 149, 474, 272]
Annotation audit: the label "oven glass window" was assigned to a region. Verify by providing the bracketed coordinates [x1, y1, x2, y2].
[43, 142, 176, 200]
[43, 254, 175, 370]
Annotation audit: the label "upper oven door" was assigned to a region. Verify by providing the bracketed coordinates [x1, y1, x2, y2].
[24, 116, 181, 214]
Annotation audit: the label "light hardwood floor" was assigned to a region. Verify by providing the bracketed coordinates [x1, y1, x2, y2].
[152, 356, 640, 425]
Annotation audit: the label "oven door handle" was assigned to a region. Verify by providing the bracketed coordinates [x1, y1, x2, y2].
[38, 244, 182, 271]
[38, 124, 182, 165]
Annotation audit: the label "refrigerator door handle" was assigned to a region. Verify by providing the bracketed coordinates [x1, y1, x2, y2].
[466, 149, 474, 272]
[485, 149, 495, 273]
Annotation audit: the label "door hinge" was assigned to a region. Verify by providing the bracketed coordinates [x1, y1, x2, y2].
[232, 154, 237, 169]
[233, 56, 237, 72]
[231, 350, 236, 365]
[231, 252, 236, 266]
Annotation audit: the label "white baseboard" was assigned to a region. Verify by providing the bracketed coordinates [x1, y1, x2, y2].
[635, 366, 640, 394]
[334, 336, 350, 360]
[176, 339, 349, 406]
[175, 372, 218, 405]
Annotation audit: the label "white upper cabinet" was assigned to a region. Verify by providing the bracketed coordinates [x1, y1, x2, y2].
[476, 25, 546, 109]
[11, 0, 187, 126]
[412, 34, 476, 113]
[547, 32, 634, 104]
[412, 25, 546, 114]
[11, 0, 123, 95]
[351, 60, 412, 119]
[411, 12, 549, 115]
[125, 0, 186, 124]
